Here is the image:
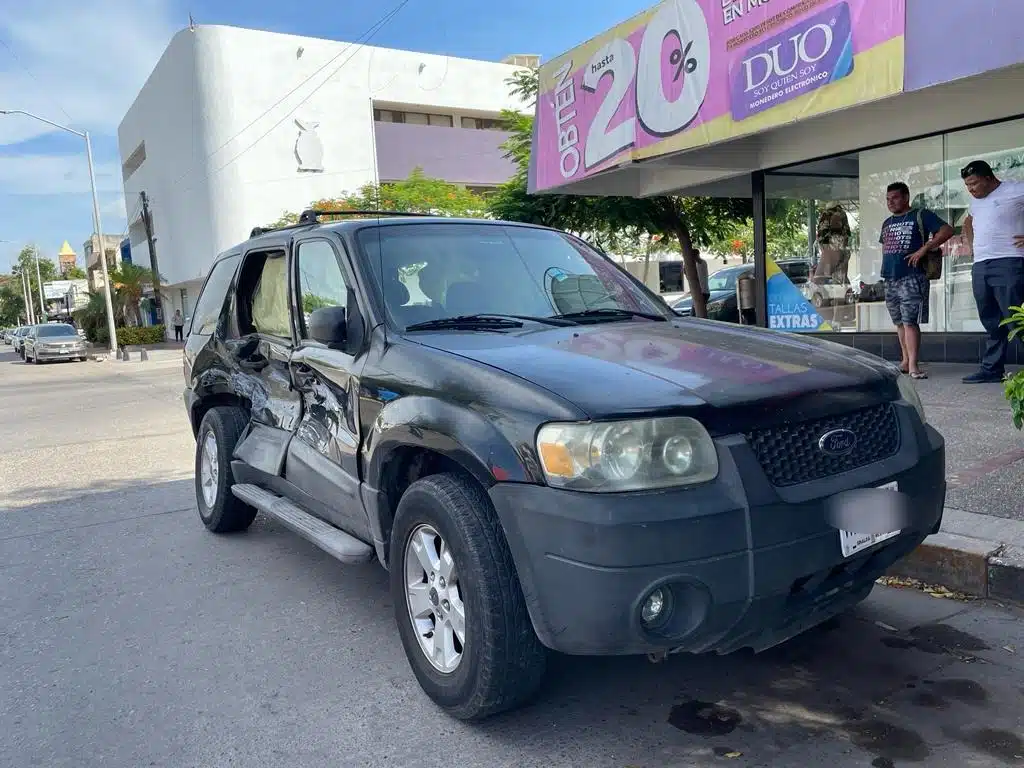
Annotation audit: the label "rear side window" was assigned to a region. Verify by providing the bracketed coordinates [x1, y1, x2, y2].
[190, 255, 240, 335]
[250, 254, 291, 338]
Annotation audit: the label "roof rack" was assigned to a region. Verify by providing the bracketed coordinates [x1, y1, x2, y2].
[248, 209, 432, 239]
[296, 208, 433, 225]
[248, 221, 312, 239]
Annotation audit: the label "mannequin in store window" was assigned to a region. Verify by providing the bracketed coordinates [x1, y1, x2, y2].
[814, 203, 852, 285]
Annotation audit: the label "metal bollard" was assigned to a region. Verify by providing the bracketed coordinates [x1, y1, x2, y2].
[736, 272, 757, 325]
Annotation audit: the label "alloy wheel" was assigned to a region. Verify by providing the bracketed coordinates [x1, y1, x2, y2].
[404, 524, 466, 673]
[199, 431, 219, 508]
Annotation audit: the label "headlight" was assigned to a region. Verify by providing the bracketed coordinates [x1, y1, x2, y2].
[536, 416, 719, 492]
[897, 374, 926, 424]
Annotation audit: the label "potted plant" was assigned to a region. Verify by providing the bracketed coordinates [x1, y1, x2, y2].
[1001, 304, 1024, 429]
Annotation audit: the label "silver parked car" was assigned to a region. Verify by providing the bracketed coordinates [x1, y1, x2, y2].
[22, 323, 88, 363]
[10, 326, 30, 355]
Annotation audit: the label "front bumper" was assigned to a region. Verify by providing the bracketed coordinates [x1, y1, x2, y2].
[34, 347, 87, 361]
[489, 403, 945, 656]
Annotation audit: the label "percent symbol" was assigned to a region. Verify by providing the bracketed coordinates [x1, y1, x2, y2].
[668, 40, 698, 81]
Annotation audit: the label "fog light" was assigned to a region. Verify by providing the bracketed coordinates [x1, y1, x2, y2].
[641, 588, 668, 625]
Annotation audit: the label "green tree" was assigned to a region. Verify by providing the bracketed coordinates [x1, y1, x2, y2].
[111, 263, 162, 327]
[710, 200, 816, 264]
[486, 69, 753, 318]
[268, 168, 487, 228]
[11, 244, 58, 299]
[73, 290, 126, 342]
[0, 277, 26, 326]
[64, 265, 87, 279]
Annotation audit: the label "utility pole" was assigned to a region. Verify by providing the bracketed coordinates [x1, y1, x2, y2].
[0, 110, 118, 354]
[21, 267, 34, 324]
[33, 245, 45, 320]
[140, 191, 163, 325]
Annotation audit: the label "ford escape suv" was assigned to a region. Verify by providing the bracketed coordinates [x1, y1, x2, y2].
[182, 210, 945, 721]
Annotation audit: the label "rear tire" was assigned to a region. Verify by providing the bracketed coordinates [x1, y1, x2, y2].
[389, 472, 547, 721]
[194, 406, 257, 533]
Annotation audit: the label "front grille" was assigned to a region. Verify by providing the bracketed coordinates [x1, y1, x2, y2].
[745, 402, 900, 487]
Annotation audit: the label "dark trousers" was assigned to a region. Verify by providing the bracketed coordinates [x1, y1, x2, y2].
[174, 325, 183, 342]
[972, 257, 1024, 374]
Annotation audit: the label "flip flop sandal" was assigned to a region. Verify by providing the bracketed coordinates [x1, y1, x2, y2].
[910, 371, 928, 379]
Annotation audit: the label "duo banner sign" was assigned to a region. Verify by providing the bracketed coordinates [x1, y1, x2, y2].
[530, 0, 905, 192]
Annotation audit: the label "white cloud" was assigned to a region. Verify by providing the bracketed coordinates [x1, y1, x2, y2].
[0, 0, 179, 146]
[102, 194, 128, 219]
[0, 153, 123, 196]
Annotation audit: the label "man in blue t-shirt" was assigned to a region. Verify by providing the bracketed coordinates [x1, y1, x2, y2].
[878, 182, 954, 379]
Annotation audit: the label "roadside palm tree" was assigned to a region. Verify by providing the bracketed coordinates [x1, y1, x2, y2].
[111, 264, 162, 327]
[73, 290, 126, 343]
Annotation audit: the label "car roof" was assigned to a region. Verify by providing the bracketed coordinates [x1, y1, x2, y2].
[211, 215, 562, 265]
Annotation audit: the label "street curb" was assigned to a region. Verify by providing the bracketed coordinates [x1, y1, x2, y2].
[886, 510, 1024, 603]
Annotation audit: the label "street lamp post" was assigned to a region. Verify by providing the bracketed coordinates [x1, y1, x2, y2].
[21, 267, 34, 324]
[0, 110, 118, 354]
[34, 244, 45, 319]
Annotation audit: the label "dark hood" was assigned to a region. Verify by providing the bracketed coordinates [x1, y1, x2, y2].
[407, 319, 898, 423]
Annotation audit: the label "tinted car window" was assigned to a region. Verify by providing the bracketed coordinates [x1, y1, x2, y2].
[707, 268, 750, 292]
[359, 223, 669, 328]
[36, 324, 78, 337]
[190, 255, 240, 335]
[296, 240, 347, 338]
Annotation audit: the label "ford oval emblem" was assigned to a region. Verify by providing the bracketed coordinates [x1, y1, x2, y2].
[818, 428, 857, 457]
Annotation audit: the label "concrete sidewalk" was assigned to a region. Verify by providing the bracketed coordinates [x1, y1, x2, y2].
[891, 364, 1024, 602]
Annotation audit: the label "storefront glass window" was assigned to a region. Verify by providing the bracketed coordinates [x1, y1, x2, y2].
[760, 119, 1024, 333]
[942, 118, 1024, 332]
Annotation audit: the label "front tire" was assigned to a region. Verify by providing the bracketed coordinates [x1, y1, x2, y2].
[194, 406, 257, 533]
[389, 473, 547, 721]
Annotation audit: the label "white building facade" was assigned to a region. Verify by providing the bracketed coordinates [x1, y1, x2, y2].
[117, 24, 532, 331]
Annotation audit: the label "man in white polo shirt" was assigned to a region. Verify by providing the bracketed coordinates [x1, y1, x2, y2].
[961, 159, 1024, 383]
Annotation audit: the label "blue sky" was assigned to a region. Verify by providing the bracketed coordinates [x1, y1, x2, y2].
[0, 0, 652, 272]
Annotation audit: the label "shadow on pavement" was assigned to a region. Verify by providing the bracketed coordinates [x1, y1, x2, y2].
[3, 482, 1022, 766]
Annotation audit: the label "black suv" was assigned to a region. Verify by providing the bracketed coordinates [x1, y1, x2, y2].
[183, 211, 945, 721]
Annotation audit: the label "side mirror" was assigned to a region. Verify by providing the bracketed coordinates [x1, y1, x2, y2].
[309, 306, 347, 346]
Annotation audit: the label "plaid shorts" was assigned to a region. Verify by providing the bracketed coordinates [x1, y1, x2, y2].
[884, 272, 930, 326]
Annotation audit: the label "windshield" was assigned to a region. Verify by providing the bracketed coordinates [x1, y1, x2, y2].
[36, 324, 77, 338]
[358, 223, 671, 329]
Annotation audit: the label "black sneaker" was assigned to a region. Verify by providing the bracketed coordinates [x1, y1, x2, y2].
[962, 370, 1004, 383]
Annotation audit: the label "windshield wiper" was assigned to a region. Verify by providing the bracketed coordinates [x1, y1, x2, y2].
[552, 308, 667, 322]
[404, 314, 575, 332]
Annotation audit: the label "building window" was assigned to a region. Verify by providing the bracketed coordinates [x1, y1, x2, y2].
[460, 116, 504, 131]
[374, 108, 453, 127]
[756, 116, 1024, 334]
[121, 142, 146, 183]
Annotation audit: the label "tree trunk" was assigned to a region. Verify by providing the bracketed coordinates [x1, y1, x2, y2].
[672, 221, 707, 318]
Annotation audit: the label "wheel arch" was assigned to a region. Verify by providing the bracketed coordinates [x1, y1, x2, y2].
[190, 391, 251, 437]
[361, 395, 539, 568]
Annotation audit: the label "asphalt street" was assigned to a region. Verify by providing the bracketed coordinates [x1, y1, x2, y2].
[1, 347, 1023, 767]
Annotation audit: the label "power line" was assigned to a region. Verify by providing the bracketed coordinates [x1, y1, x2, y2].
[169, 0, 412, 195]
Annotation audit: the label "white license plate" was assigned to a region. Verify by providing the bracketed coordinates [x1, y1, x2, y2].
[838, 481, 900, 557]
[60, 349, 70, 354]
